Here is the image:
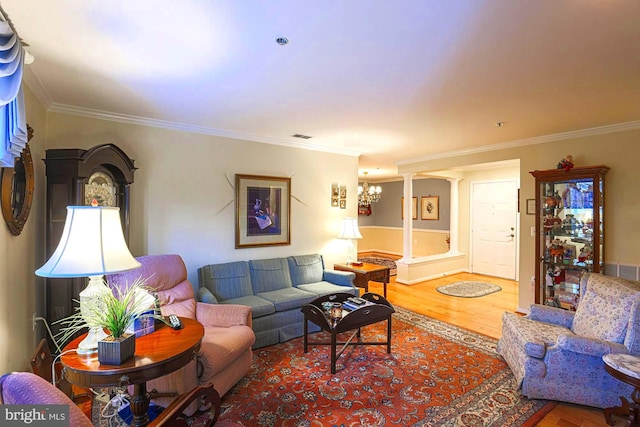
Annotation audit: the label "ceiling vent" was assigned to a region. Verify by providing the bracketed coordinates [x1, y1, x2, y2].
[291, 134, 312, 139]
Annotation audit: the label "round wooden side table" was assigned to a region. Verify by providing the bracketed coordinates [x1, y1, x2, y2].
[603, 353, 640, 427]
[61, 317, 204, 427]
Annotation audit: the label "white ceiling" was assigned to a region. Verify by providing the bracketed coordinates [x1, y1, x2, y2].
[3, 1, 640, 180]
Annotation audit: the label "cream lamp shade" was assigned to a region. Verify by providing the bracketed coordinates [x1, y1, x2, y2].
[36, 206, 141, 354]
[337, 217, 363, 240]
[36, 206, 140, 277]
[337, 217, 362, 264]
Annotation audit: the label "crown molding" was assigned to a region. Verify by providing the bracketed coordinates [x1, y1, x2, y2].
[22, 67, 53, 109]
[397, 120, 640, 165]
[45, 103, 362, 157]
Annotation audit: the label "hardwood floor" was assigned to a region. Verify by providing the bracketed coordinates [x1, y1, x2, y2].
[363, 271, 626, 427]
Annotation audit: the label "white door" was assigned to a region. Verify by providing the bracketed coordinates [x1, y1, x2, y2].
[471, 180, 518, 279]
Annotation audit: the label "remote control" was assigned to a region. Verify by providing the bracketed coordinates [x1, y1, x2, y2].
[348, 297, 367, 305]
[168, 314, 183, 330]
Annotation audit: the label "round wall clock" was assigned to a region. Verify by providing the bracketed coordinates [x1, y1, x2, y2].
[84, 171, 116, 206]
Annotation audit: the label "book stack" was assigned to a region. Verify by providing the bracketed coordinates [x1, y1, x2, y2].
[342, 296, 368, 312]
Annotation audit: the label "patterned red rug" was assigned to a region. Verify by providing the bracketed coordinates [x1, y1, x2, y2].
[215, 307, 555, 426]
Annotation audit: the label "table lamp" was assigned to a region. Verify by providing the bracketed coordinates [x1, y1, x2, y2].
[35, 205, 141, 354]
[337, 217, 363, 265]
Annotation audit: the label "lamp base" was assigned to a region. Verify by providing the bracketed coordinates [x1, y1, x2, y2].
[77, 326, 109, 354]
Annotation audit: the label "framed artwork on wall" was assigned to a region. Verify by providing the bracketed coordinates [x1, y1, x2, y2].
[235, 174, 291, 248]
[526, 199, 536, 215]
[421, 196, 439, 220]
[401, 197, 417, 220]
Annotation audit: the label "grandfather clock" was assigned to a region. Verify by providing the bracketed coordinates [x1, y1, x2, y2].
[43, 144, 136, 332]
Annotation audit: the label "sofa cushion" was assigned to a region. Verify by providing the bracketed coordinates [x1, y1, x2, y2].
[297, 281, 357, 297]
[287, 254, 324, 286]
[249, 258, 293, 293]
[200, 261, 253, 301]
[220, 295, 275, 318]
[572, 274, 640, 343]
[257, 287, 317, 312]
[503, 312, 572, 358]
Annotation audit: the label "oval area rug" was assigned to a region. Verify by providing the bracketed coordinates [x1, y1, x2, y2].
[436, 281, 502, 298]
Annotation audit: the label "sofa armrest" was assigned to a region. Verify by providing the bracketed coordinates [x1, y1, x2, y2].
[555, 334, 628, 357]
[528, 304, 575, 328]
[196, 302, 252, 328]
[323, 270, 355, 287]
[196, 287, 218, 304]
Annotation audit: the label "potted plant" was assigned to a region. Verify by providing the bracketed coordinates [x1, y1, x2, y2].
[55, 277, 163, 365]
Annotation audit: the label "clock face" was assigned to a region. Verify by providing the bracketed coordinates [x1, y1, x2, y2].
[84, 171, 116, 207]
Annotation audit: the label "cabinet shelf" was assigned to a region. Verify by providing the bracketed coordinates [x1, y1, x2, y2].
[530, 165, 609, 310]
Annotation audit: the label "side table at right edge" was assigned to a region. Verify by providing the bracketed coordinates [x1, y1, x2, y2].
[603, 353, 640, 426]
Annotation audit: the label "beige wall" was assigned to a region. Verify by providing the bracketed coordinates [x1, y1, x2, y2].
[359, 227, 449, 257]
[399, 130, 640, 310]
[0, 85, 47, 373]
[0, 91, 358, 375]
[43, 113, 359, 290]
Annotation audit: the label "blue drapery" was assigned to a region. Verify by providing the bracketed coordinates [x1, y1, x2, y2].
[0, 19, 26, 167]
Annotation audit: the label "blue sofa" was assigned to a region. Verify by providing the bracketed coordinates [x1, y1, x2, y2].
[197, 254, 358, 348]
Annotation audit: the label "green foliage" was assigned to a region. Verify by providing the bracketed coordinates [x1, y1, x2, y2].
[54, 276, 163, 347]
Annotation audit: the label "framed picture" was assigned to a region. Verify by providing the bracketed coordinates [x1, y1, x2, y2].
[401, 197, 417, 220]
[421, 196, 439, 220]
[331, 183, 339, 207]
[235, 174, 291, 248]
[339, 185, 347, 199]
[526, 199, 536, 215]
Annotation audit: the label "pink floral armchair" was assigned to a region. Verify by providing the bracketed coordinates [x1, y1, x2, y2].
[497, 273, 640, 408]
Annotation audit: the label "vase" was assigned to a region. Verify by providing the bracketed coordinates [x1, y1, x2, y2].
[98, 333, 136, 365]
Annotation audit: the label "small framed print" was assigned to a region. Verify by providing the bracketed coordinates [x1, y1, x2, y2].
[339, 185, 347, 199]
[421, 196, 439, 220]
[339, 199, 346, 209]
[331, 183, 339, 207]
[401, 197, 417, 220]
[526, 199, 536, 215]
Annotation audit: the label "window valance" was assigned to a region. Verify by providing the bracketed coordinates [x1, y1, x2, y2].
[0, 18, 27, 167]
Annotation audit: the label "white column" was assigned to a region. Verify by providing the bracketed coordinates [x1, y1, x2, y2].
[447, 178, 462, 253]
[402, 173, 414, 261]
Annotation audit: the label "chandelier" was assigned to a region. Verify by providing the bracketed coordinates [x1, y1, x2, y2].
[357, 172, 382, 206]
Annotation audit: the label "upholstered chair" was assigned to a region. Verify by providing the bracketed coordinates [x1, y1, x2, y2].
[0, 372, 221, 426]
[107, 254, 255, 412]
[497, 272, 640, 408]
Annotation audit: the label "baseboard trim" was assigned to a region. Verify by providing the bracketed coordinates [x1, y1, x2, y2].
[395, 268, 470, 285]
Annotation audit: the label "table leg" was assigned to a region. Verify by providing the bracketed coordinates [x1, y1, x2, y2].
[303, 319, 308, 353]
[604, 388, 640, 427]
[130, 383, 150, 427]
[331, 330, 337, 374]
[383, 281, 387, 298]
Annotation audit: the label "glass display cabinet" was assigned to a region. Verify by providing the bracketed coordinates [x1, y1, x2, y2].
[530, 165, 609, 310]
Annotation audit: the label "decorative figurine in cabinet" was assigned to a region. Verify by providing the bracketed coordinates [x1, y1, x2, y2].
[530, 165, 609, 310]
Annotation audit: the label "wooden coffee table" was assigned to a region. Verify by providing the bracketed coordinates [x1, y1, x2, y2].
[301, 292, 394, 374]
[334, 262, 391, 297]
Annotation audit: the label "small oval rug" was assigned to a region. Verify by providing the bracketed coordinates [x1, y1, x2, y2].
[436, 281, 502, 298]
